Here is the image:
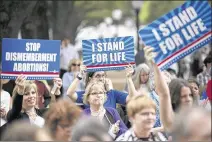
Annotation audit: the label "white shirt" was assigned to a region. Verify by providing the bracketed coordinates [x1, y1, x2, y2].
[0, 90, 11, 126]
[60, 44, 79, 70]
[30, 116, 45, 128]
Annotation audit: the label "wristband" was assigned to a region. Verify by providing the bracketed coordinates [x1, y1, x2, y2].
[76, 74, 82, 80]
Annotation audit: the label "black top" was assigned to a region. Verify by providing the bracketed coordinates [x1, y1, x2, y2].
[6, 94, 47, 123]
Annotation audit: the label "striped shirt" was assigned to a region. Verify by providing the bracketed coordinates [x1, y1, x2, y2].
[196, 71, 211, 87]
[115, 128, 167, 141]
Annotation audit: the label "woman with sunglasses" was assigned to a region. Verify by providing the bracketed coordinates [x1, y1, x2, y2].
[7, 75, 62, 127]
[62, 59, 85, 96]
[67, 65, 135, 109]
[83, 81, 128, 139]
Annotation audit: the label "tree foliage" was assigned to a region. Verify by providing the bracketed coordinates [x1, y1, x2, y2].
[139, 1, 185, 24]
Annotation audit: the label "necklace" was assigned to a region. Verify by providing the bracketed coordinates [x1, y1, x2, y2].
[90, 107, 106, 121]
[25, 108, 37, 121]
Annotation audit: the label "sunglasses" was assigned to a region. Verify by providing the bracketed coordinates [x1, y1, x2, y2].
[72, 63, 80, 66]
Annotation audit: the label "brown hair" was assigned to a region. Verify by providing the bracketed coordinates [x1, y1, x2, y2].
[169, 78, 194, 111]
[44, 99, 82, 138]
[127, 95, 156, 118]
[85, 71, 107, 87]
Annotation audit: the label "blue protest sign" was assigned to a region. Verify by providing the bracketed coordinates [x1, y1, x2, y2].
[1, 38, 61, 80]
[82, 36, 135, 72]
[139, 1, 212, 71]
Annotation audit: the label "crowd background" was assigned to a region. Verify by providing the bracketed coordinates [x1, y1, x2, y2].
[0, 1, 211, 141]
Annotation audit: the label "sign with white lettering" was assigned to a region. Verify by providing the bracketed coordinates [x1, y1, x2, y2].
[1, 38, 61, 80]
[82, 36, 135, 72]
[139, 1, 212, 70]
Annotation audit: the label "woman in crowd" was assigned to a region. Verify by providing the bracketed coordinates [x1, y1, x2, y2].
[143, 46, 197, 133]
[7, 75, 62, 127]
[188, 78, 201, 105]
[116, 95, 167, 141]
[62, 58, 85, 96]
[67, 65, 133, 109]
[44, 99, 82, 141]
[82, 81, 128, 139]
[125, 63, 162, 128]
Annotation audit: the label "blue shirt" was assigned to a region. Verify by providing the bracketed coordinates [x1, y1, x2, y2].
[201, 91, 207, 100]
[76, 89, 128, 109]
[62, 72, 85, 96]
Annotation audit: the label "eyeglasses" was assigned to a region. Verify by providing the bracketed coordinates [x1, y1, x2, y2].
[94, 74, 105, 78]
[90, 92, 105, 96]
[72, 63, 80, 66]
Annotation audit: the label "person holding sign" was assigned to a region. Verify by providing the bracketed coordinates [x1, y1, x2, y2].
[6, 75, 62, 128]
[67, 65, 135, 109]
[82, 81, 127, 139]
[143, 46, 200, 134]
[124, 64, 162, 129]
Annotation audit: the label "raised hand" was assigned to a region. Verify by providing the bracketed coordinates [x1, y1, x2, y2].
[51, 78, 62, 95]
[143, 46, 157, 63]
[104, 78, 113, 91]
[53, 78, 62, 89]
[125, 64, 134, 78]
[78, 65, 87, 78]
[15, 75, 27, 95]
[0, 106, 6, 118]
[111, 120, 120, 134]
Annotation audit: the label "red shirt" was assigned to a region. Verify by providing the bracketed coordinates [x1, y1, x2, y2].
[206, 80, 212, 101]
[34, 80, 50, 109]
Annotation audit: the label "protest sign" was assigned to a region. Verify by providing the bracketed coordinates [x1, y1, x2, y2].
[1, 38, 61, 80]
[139, 1, 212, 71]
[82, 36, 135, 72]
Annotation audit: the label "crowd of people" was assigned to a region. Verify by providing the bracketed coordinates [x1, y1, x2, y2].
[0, 39, 211, 141]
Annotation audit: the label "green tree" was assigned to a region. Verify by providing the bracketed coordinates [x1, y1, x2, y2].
[139, 1, 185, 24]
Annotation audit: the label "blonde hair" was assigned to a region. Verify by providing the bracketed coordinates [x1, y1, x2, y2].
[132, 63, 154, 91]
[127, 95, 156, 118]
[67, 59, 81, 72]
[83, 82, 107, 105]
[12, 80, 39, 109]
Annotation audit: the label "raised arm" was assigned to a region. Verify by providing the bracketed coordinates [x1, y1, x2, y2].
[67, 65, 86, 101]
[144, 46, 174, 132]
[7, 75, 26, 123]
[125, 65, 139, 102]
[48, 78, 62, 106]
